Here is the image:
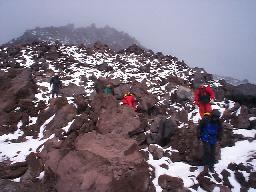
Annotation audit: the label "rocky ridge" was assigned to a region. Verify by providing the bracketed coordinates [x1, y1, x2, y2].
[6, 24, 141, 51]
[0, 41, 256, 191]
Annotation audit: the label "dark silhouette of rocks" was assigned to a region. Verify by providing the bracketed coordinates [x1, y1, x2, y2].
[6, 24, 142, 51]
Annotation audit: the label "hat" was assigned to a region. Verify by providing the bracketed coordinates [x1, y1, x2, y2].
[124, 92, 132, 97]
[203, 112, 211, 116]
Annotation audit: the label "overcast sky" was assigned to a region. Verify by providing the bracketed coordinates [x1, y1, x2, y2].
[0, 0, 255, 82]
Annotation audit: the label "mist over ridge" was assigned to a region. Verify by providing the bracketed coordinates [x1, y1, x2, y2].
[0, 0, 255, 82]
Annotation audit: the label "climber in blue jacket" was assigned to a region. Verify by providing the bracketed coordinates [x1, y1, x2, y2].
[198, 109, 223, 172]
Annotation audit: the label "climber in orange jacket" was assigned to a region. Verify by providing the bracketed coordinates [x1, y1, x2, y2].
[121, 92, 137, 110]
[194, 84, 215, 118]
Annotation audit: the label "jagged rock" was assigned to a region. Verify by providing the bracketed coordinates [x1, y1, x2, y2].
[197, 171, 216, 192]
[0, 69, 36, 135]
[175, 86, 193, 102]
[20, 153, 43, 184]
[231, 105, 250, 129]
[146, 116, 177, 147]
[97, 102, 140, 137]
[123, 44, 145, 55]
[148, 145, 164, 160]
[113, 83, 130, 100]
[176, 109, 188, 123]
[74, 94, 89, 113]
[234, 171, 248, 189]
[218, 185, 232, 192]
[1, 39, 256, 192]
[9, 24, 141, 51]
[113, 81, 157, 113]
[169, 124, 204, 164]
[213, 86, 225, 101]
[221, 169, 233, 189]
[160, 164, 169, 170]
[0, 162, 27, 179]
[42, 131, 150, 192]
[137, 94, 158, 112]
[158, 174, 186, 191]
[220, 122, 235, 147]
[248, 172, 256, 188]
[61, 83, 86, 96]
[97, 62, 113, 72]
[0, 179, 21, 192]
[67, 113, 95, 134]
[249, 119, 256, 129]
[34, 97, 76, 139]
[191, 70, 212, 88]
[226, 83, 256, 107]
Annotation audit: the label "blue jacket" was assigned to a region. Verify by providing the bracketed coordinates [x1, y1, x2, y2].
[198, 115, 222, 145]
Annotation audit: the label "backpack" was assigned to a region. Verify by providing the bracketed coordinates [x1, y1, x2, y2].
[199, 87, 210, 104]
[103, 87, 113, 95]
[201, 122, 218, 144]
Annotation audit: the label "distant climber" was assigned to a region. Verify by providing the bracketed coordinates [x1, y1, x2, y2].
[50, 74, 62, 98]
[198, 109, 223, 172]
[121, 92, 137, 110]
[194, 84, 215, 117]
[103, 82, 114, 95]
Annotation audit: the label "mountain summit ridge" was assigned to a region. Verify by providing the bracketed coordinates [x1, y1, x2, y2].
[6, 23, 141, 51]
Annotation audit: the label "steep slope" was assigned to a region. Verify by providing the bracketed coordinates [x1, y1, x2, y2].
[0, 42, 255, 191]
[6, 24, 141, 51]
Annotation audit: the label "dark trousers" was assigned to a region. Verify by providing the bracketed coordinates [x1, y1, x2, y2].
[202, 142, 216, 168]
[52, 88, 59, 98]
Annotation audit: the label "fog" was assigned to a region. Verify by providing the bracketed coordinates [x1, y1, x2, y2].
[0, 0, 255, 82]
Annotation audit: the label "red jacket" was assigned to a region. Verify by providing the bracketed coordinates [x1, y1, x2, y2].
[194, 85, 215, 105]
[122, 95, 136, 109]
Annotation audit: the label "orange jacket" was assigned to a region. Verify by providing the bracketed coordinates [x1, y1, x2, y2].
[122, 95, 136, 109]
[194, 85, 215, 106]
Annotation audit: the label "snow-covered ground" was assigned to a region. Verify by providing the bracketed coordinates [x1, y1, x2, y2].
[0, 44, 255, 191]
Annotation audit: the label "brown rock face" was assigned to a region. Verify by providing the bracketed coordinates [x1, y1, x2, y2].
[158, 174, 186, 191]
[0, 69, 37, 135]
[0, 162, 28, 179]
[41, 95, 151, 192]
[43, 134, 150, 192]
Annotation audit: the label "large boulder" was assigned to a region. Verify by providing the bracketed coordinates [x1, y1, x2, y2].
[146, 116, 177, 147]
[0, 69, 37, 135]
[158, 174, 186, 192]
[175, 86, 193, 102]
[225, 83, 256, 107]
[42, 131, 151, 192]
[39, 92, 152, 192]
[231, 105, 250, 129]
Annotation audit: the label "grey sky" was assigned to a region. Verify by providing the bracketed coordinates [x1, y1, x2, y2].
[0, 0, 255, 82]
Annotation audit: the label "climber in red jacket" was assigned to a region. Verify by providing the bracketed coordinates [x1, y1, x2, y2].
[121, 92, 137, 110]
[194, 84, 215, 118]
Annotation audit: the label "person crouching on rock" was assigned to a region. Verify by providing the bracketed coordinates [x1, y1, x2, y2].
[198, 109, 223, 172]
[50, 74, 62, 98]
[194, 84, 215, 118]
[121, 92, 137, 110]
[103, 82, 114, 95]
